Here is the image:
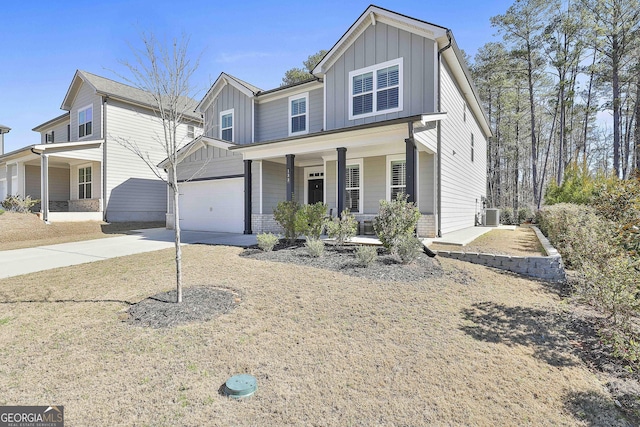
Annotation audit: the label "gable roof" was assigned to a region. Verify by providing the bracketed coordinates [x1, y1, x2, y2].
[312, 4, 491, 137]
[197, 72, 262, 112]
[32, 112, 70, 133]
[61, 70, 201, 121]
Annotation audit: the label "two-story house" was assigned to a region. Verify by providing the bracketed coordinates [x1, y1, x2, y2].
[166, 5, 491, 238]
[0, 70, 201, 222]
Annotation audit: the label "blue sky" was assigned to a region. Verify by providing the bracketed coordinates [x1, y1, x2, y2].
[0, 0, 514, 153]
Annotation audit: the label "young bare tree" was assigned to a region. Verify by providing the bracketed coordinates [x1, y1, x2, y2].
[116, 33, 200, 303]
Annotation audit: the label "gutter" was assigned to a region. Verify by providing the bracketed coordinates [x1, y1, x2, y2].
[436, 29, 452, 238]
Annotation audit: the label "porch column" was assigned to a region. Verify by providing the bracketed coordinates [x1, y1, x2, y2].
[405, 137, 417, 204]
[244, 159, 252, 235]
[286, 154, 295, 202]
[41, 154, 49, 222]
[337, 147, 346, 215]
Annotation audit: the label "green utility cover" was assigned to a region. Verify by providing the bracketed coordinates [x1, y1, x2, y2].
[224, 374, 257, 399]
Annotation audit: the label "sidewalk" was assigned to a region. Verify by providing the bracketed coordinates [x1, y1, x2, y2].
[0, 228, 257, 279]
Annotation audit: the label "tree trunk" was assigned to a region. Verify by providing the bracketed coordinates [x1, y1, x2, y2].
[635, 71, 640, 171]
[583, 48, 597, 167]
[527, 41, 539, 207]
[612, 33, 621, 178]
[171, 163, 183, 303]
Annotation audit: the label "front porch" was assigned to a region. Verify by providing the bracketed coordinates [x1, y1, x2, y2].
[234, 116, 444, 237]
[9, 140, 104, 222]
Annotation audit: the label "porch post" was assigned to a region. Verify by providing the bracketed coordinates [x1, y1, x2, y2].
[337, 147, 346, 215]
[405, 137, 417, 204]
[41, 154, 49, 222]
[286, 154, 295, 202]
[244, 159, 252, 235]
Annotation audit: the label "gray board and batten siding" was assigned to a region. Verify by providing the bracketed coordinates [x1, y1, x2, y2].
[324, 21, 436, 131]
[203, 84, 253, 144]
[255, 87, 323, 142]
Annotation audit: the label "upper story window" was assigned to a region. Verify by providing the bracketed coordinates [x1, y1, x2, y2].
[289, 93, 309, 136]
[349, 58, 403, 120]
[187, 125, 195, 139]
[78, 166, 92, 199]
[220, 109, 233, 142]
[78, 105, 93, 138]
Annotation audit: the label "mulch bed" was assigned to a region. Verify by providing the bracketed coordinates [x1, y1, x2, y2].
[240, 240, 444, 282]
[126, 287, 240, 328]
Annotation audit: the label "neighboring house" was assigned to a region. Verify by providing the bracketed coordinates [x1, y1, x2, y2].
[166, 5, 492, 237]
[0, 70, 201, 222]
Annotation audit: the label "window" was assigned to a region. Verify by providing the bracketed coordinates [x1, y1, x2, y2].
[471, 133, 474, 162]
[388, 157, 406, 200]
[463, 103, 467, 122]
[346, 163, 361, 213]
[78, 105, 93, 138]
[78, 166, 92, 199]
[349, 58, 403, 120]
[289, 93, 309, 135]
[187, 125, 195, 139]
[220, 109, 233, 142]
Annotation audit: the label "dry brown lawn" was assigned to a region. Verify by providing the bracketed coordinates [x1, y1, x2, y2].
[431, 226, 545, 256]
[0, 244, 628, 426]
[0, 212, 164, 250]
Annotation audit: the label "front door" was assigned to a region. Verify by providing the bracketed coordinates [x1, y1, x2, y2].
[308, 179, 323, 204]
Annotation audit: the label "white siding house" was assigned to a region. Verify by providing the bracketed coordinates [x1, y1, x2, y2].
[0, 70, 201, 222]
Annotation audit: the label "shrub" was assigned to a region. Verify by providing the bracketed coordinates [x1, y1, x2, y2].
[304, 237, 325, 258]
[295, 202, 328, 239]
[1, 195, 39, 213]
[393, 235, 423, 264]
[544, 164, 602, 205]
[273, 200, 301, 243]
[373, 194, 421, 251]
[499, 208, 514, 225]
[355, 245, 377, 267]
[256, 232, 279, 252]
[326, 210, 357, 247]
[518, 206, 534, 224]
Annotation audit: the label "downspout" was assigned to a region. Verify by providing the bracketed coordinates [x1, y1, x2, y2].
[102, 96, 108, 222]
[436, 29, 452, 238]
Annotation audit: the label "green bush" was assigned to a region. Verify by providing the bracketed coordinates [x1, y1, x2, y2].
[518, 206, 534, 224]
[393, 235, 423, 264]
[373, 194, 421, 251]
[500, 208, 514, 225]
[1, 195, 39, 213]
[273, 200, 301, 243]
[295, 202, 328, 239]
[355, 245, 377, 267]
[326, 210, 357, 247]
[304, 237, 325, 258]
[544, 164, 602, 205]
[256, 232, 279, 252]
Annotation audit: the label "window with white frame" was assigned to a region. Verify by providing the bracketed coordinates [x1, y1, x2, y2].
[389, 159, 406, 200]
[289, 93, 308, 135]
[349, 58, 403, 120]
[187, 125, 195, 139]
[78, 166, 92, 199]
[78, 105, 93, 138]
[220, 109, 233, 142]
[345, 163, 361, 213]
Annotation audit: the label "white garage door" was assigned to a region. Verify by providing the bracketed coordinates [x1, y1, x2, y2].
[178, 178, 244, 232]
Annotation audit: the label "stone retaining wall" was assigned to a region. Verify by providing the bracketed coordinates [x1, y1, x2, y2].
[434, 226, 566, 282]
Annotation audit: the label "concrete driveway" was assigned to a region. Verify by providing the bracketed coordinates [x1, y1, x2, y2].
[0, 228, 257, 279]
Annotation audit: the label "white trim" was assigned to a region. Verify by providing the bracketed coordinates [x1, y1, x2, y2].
[219, 108, 234, 142]
[251, 99, 255, 143]
[77, 104, 94, 140]
[288, 92, 309, 136]
[255, 80, 323, 104]
[386, 153, 405, 201]
[303, 165, 324, 205]
[257, 160, 263, 214]
[348, 58, 403, 121]
[77, 162, 93, 200]
[346, 158, 363, 214]
[323, 74, 327, 131]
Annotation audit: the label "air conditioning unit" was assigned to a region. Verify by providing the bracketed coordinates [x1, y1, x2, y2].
[485, 208, 500, 227]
